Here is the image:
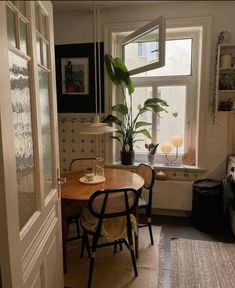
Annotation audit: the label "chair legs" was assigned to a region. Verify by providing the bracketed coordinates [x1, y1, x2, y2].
[80, 230, 91, 259]
[88, 255, 95, 288]
[138, 207, 154, 245]
[148, 223, 154, 245]
[146, 207, 154, 245]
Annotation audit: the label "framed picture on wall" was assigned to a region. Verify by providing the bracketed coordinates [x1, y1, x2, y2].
[61, 57, 89, 94]
[55, 43, 104, 113]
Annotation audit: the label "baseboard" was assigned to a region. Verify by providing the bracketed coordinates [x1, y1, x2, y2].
[151, 208, 192, 217]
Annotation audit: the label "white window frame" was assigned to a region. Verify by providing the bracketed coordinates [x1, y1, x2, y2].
[104, 17, 212, 169]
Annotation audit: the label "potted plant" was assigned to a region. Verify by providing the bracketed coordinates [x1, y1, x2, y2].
[103, 54, 169, 165]
[145, 143, 159, 165]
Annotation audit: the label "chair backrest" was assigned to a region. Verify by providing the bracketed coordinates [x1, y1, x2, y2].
[70, 157, 96, 172]
[136, 163, 155, 190]
[88, 188, 138, 219]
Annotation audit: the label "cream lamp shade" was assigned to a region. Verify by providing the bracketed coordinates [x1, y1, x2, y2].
[172, 135, 183, 147]
[79, 116, 115, 135]
[161, 143, 172, 154]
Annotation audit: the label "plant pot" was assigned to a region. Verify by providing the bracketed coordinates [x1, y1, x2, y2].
[147, 153, 155, 165]
[120, 150, 134, 165]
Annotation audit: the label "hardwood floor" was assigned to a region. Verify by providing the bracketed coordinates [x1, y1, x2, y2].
[150, 214, 235, 288]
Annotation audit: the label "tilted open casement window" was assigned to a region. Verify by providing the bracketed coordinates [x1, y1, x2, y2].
[122, 16, 165, 76]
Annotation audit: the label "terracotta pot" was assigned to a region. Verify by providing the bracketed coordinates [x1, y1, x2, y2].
[120, 150, 134, 165]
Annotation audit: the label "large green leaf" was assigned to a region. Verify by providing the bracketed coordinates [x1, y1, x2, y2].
[135, 128, 151, 139]
[105, 54, 135, 95]
[144, 97, 169, 107]
[104, 55, 119, 84]
[135, 121, 151, 129]
[103, 114, 122, 127]
[112, 104, 128, 115]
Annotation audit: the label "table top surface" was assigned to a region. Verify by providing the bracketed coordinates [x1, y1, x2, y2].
[61, 168, 144, 201]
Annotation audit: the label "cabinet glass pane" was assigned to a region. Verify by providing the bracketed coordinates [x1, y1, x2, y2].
[38, 68, 53, 197]
[19, 19, 27, 53]
[8, 51, 37, 230]
[6, 6, 16, 47]
[10, 1, 16, 6]
[19, 1, 26, 17]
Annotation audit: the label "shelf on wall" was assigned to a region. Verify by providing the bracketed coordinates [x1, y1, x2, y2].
[216, 110, 235, 114]
[218, 90, 235, 93]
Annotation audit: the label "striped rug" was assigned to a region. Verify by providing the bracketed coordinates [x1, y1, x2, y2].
[171, 238, 235, 288]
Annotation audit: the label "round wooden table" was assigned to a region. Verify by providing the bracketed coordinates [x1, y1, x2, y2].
[61, 168, 144, 201]
[61, 168, 144, 272]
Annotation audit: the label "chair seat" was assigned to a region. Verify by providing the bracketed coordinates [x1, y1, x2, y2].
[138, 197, 148, 208]
[81, 208, 137, 240]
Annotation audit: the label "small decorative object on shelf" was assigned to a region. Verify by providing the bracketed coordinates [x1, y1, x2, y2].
[161, 135, 183, 166]
[213, 31, 235, 115]
[145, 143, 159, 165]
[219, 99, 233, 111]
[182, 147, 195, 166]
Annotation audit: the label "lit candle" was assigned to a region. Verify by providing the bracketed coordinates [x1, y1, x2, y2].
[172, 135, 183, 147]
[161, 143, 172, 154]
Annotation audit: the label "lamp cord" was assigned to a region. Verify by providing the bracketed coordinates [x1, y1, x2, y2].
[93, 1, 98, 115]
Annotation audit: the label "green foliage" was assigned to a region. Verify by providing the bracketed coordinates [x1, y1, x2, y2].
[103, 54, 169, 152]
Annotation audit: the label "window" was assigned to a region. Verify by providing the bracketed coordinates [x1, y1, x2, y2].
[104, 17, 211, 167]
[127, 31, 197, 163]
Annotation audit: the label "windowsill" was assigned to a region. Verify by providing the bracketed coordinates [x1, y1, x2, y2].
[105, 162, 207, 173]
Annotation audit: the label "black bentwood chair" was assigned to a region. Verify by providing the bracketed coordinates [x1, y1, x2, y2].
[65, 158, 96, 242]
[136, 163, 155, 245]
[80, 188, 139, 288]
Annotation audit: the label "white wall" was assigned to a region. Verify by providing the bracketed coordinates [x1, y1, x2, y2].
[53, 1, 235, 178]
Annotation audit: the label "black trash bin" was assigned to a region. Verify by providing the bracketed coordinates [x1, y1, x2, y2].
[192, 179, 224, 233]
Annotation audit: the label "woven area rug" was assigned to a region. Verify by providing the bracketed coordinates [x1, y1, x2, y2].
[64, 226, 163, 288]
[171, 238, 235, 288]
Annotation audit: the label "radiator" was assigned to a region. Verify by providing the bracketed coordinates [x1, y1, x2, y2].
[141, 180, 193, 211]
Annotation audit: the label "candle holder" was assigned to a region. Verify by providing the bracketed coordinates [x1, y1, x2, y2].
[164, 146, 180, 166]
[161, 135, 183, 166]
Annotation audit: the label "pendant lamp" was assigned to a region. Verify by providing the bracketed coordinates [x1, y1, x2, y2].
[79, 3, 115, 135]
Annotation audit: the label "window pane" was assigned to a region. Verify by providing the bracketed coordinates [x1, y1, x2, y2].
[19, 1, 26, 17]
[36, 36, 41, 64]
[124, 26, 159, 73]
[42, 40, 48, 67]
[122, 16, 165, 76]
[132, 87, 153, 153]
[133, 39, 192, 77]
[19, 19, 27, 53]
[38, 68, 53, 198]
[157, 86, 186, 154]
[6, 6, 16, 47]
[8, 51, 37, 230]
[35, 3, 39, 32]
[39, 8, 47, 38]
